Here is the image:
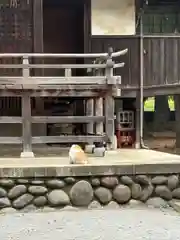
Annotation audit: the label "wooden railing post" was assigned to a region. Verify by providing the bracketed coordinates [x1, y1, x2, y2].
[86, 99, 94, 137]
[95, 62, 104, 136]
[105, 47, 116, 150]
[20, 56, 34, 158]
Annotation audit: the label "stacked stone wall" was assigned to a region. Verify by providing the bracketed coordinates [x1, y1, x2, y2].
[0, 174, 179, 213]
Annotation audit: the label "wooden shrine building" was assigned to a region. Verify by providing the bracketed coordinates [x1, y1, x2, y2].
[0, 0, 180, 157]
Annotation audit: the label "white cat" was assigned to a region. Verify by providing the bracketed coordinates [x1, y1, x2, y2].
[69, 144, 88, 164]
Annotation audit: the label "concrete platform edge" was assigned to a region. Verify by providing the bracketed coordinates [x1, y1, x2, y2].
[0, 162, 180, 177]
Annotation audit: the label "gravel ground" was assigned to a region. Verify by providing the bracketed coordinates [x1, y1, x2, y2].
[0, 208, 180, 240]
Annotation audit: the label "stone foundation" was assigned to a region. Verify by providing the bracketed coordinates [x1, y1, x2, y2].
[0, 174, 179, 213]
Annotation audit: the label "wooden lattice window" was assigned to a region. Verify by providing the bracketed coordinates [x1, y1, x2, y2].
[0, 0, 33, 116]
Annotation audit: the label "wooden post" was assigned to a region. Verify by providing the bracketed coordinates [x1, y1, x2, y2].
[20, 56, 34, 158]
[65, 68, 72, 77]
[86, 99, 94, 136]
[135, 91, 141, 149]
[33, 0, 46, 136]
[115, 99, 123, 148]
[95, 59, 104, 136]
[95, 97, 104, 135]
[105, 48, 116, 149]
[174, 95, 180, 151]
[105, 94, 115, 149]
[84, 98, 95, 153]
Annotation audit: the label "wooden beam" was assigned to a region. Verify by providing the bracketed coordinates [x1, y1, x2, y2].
[0, 117, 22, 123]
[32, 116, 104, 123]
[105, 94, 115, 147]
[0, 137, 22, 144]
[33, 0, 43, 54]
[21, 92, 34, 157]
[0, 84, 108, 90]
[95, 98, 104, 134]
[20, 58, 34, 158]
[31, 135, 107, 144]
[86, 99, 94, 135]
[135, 91, 141, 149]
[174, 95, 180, 149]
[0, 76, 107, 85]
[0, 49, 128, 58]
[0, 116, 105, 124]
[0, 89, 106, 97]
[0, 63, 107, 69]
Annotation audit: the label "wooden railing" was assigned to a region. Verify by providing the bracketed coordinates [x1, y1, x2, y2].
[0, 49, 127, 88]
[0, 48, 128, 157]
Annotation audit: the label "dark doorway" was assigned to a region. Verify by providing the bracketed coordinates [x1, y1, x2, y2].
[43, 0, 86, 139]
[43, 0, 85, 76]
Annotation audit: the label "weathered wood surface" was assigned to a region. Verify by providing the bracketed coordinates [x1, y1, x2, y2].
[95, 98, 104, 135]
[0, 135, 107, 144]
[0, 76, 108, 85]
[0, 49, 128, 58]
[0, 49, 125, 148]
[91, 36, 180, 90]
[31, 135, 107, 144]
[105, 94, 115, 145]
[86, 99, 94, 135]
[0, 116, 105, 124]
[21, 92, 32, 153]
[0, 89, 107, 97]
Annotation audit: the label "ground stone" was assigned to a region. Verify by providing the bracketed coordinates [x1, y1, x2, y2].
[69, 180, 93, 206]
[155, 185, 172, 200]
[131, 183, 142, 199]
[140, 184, 154, 202]
[64, 177, 76, 184]
[88, 201, 102, 209]
[16, 179, 29, 184]
[167, 175, 179, 190]
[0, 187, 7, 197]
[104, 201, 120, 209]
[168, 199, 180, 212]
[8, 185, 27, 199]
[135, 175, 150, 185]
[94, 187, 112, 204]
[28, 186, 48, 196]
[31, 180, 44, 185]
[151, 176, 167, 185]
[172, 188, 180, 199]
[33, 196, 47, 207]
[21, 204, 37, 213]
[0, 198, 11, 209]
[120, 176, 134, 186]
[0, 207, 17, 214]
[61, 206, 78, 211]
[12, 193, 34, 209]
[0, 179, 14, 188]
[90, 178, 100, 187]
[113, 184, 131, 204]
[127, 199, 146, 208]
[47, 190, 70, 206]
[146, 197, 169, 208]
[46, 180, 65, 189]
[101, 177, 119, 189]
[39, 207, 56, 212]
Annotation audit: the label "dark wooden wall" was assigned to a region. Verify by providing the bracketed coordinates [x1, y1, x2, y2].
[91, 36, 140, 88]
[0, 0, 33, 116]
[91, 36, 180, 89]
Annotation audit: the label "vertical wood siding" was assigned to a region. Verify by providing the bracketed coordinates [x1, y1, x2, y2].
[91, 36, 180, 89]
